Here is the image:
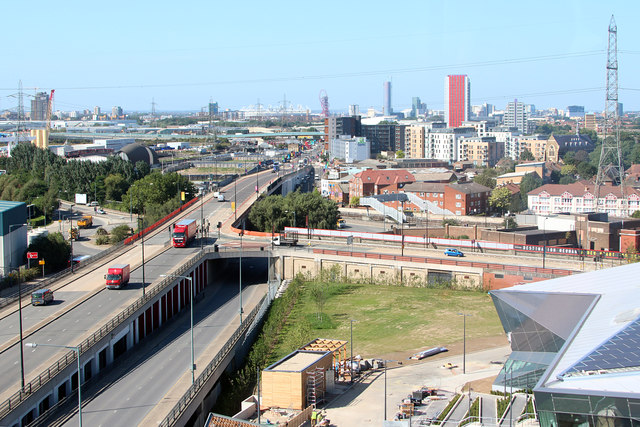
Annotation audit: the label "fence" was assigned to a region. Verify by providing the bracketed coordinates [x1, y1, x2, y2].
[0, 247, 207, 420]
[158, 294, 269, 427]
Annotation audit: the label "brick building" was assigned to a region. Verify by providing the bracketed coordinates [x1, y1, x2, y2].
[349, 169, 415, 198]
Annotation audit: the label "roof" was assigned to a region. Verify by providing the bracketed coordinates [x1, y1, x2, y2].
[0, 201, 26, 213]
[412, 172, 457, 182]
[265, 350, 330, 372]
[497, 171, 533, 179]
[354, 169, 415, 185]
[528, 182, 640, 198]
[549, 133, 594, 150]
[493, 262, 640, 397]
[117, 143, 159, 166]
[501, 182, 521, 195]
[403, 182, 446, 193]
[447, 182, 492, 194]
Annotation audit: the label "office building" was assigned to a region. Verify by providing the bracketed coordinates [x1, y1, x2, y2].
[209, 102, 219, 116]
[491, 263, 640, 426]
[111, 106, 123, 118]
[30, 92, 49, 121]
[504, 99, 530, 134]
[348, 104, 360, 116]
[411, 97, 426, 117]
[383, 81, 392, 115]
[567, 105, 585, 119]
[94, 106, 101, 116]
[444, 75, 471, 127]
[323, 116, 362, 147]
[362, 123, 402, 155]
[329, 136, 370, 164]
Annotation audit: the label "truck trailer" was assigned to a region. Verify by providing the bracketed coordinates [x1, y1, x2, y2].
[272, 232, 298, 246]
[172, 219, 197, 247]
[105, 264, 130, 289]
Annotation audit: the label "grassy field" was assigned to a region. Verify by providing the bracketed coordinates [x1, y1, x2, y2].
[270, 281, 505, 363]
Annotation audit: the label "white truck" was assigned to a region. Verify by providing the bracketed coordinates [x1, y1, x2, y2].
[214, 191, 225, 202]
[272, 232, 298, 246]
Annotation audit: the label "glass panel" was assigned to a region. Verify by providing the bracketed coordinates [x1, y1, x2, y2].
[554, 394, 592, 414]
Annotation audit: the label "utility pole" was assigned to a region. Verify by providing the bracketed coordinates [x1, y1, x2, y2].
[595, 15, 625, 213]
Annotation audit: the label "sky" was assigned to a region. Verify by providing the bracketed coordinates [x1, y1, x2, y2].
[1, 0, 639, 115]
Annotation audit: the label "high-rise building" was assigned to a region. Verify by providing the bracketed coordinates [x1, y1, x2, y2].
[504, 99, 530, 134]
[584, 113, 597, 130]
[383, 81, 392, 115]
[209, 102, 219, 116]
[444, 75, 471, 128]
[112, 106, 123, 117]
[30, 92, 49, 121]
[324, 116, 362, 148]
[567, 105, 585, 119]
[362, 123, 401, 155]
[411, 97, 426, 117]
[94, 106, 101, 116]
[348, 104, 360, 116]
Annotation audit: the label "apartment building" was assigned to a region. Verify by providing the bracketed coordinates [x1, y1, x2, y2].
[527, 182, 640, 217]
[519, 136, 548, 161]
[349, 169, 415, 198]
[487, 129, 523, 160]
[459, 136, 504, 167]
[426, 127, 475, 163]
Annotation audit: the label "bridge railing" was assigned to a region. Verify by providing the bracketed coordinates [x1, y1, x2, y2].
[0, 247, 209, 420]
[159, 293, 269, 427]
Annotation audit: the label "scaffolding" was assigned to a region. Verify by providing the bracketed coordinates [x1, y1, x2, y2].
[306, 367, 325, 408]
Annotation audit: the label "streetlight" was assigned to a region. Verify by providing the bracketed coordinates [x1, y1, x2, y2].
[457, 313, 472, 374]
[383, 359, 397, 421]
[69, 204, 75, 273]
[239, 227, 244, 323]
[350, 319, 357, 383]
[160, 274, 195, 384]
[138, 211, 146, 298]
[9, 223, 26, 392]
[26, 342, 82, 427]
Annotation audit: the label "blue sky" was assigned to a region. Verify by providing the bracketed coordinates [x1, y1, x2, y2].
[1, 0, 638, 114]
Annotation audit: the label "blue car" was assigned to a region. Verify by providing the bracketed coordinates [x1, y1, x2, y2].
[444, 248, 464, 257]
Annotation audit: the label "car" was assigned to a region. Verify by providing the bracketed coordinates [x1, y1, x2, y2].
[444, 248, 464, 257]
[96, 208, 106, 214]
[88, 201, 99, 207]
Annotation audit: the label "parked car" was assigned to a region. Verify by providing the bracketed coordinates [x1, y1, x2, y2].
[444, 248, 464, 257]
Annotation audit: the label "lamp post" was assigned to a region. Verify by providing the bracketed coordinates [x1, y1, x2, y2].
[10, 223, 27, 392]
[239, 228, 244, 323]
[26, 342, 82, 427]
[350, 319, 357, 383]
[138, 211, 146, 298]
[383, 360, 397, 421]
[69, 204, 75, 273]
[161, 274, 195, 384]
[234, 177, 237, 221]
[457, 313, 471, 374]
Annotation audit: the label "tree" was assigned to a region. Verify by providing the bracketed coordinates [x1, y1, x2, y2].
[520, 150, 535, 161]
[632, 211, 640, 218]
[441, 218, 460, 226]
[349, 196, 360, 207]
[473, 169, 497, 189]
[519, 173, 543, 210]
[503, 217, 518, 229]
[395, 150, 405, 159]
[560, 164, 577, 176]
[104, 174, 128, 202]
[490, 187, 513, 214]
[27, 232, 70, 273]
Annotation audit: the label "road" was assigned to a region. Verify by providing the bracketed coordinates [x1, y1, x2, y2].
[61, 258, 269, 427]
[0, 173, 263, 402]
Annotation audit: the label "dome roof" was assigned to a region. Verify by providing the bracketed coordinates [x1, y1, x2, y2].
[117, 143, 158, 166]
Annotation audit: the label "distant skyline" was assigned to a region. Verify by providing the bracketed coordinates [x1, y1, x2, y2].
[1, 0, 638, 114]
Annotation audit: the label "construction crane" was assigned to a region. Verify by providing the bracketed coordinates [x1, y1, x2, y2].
[46, 89, 55, 146]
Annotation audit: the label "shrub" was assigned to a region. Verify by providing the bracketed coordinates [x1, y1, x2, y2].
[95, 227, 108, 236]
[96, 235, 110, 245]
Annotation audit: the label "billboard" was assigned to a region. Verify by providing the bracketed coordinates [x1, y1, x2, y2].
[75, 193, 87, 205]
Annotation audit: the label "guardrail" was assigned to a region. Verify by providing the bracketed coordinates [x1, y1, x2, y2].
[159, 293, 269, 427]
[0, 247, 208, 420]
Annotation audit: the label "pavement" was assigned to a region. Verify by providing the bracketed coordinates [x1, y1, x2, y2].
[321, 345, 514, 426]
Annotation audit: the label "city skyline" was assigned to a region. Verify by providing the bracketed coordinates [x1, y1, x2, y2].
[1, 0, 638, 114]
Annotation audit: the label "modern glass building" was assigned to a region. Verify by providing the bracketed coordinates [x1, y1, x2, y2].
[490, 263, 640, 426]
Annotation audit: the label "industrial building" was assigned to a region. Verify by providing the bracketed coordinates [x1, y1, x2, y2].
[0, 201, 28, 276]
[490, 263, 640, 425]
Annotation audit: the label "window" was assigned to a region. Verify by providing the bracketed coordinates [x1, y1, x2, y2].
[440, 201, 443, 206]
[456, 194, 462, 199]
[456, 202, 461, 207]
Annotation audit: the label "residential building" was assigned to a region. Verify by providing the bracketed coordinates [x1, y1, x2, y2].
[323, 115, 361, 147]
[383, 81, 392, 115]
[392, 158, 449, 169]
[459, 136, 503, 167]
[444, 182, 491, 215]
[487, 129, 523, 161]
[519, 135, 548, 161]
[348, 104, 360, 116]
[444, 75, 471, 127]
[329, 136, 370, 163]
[111, 106, 123, 118]
[527, 182, 640, 217]
[584, 112, 597, 130]
[496, 171, 539, 186]
[411, 97, 426, 117]
[405, 124, 427, 158]
[462, 119, 497, 137]
[504, 99, 530, 134]
[426, 127, 475, 163]
[30, 92, 49, 121]
[362, 123, 404, 155]
[349, 169, 415, 198]
[545, 132, 594, 162]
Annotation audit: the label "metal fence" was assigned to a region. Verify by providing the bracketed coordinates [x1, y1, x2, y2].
[0, 248, 207, 420]
[158, 293, 269, 427]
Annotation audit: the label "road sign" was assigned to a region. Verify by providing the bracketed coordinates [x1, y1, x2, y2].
[27, 252, 38, 259]
[38, 259, 45, 265]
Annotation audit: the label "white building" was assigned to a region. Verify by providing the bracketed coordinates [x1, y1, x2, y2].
[426, 127, 475, 163]
[527, 183, 640, 217]
[329, 136, 370, 163]
[487, 129, 523, 160]
[504, 100, 530, 134]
